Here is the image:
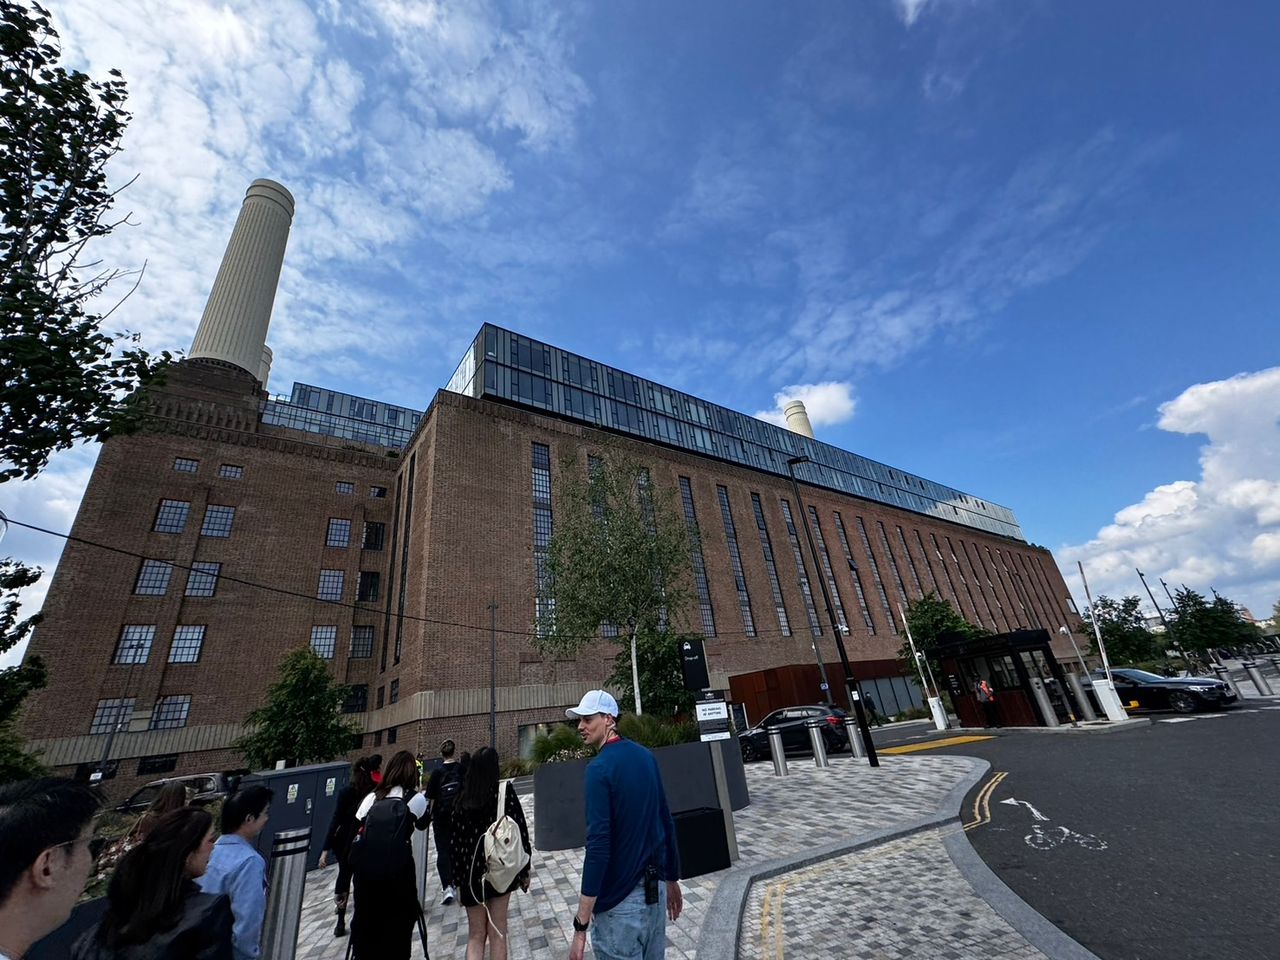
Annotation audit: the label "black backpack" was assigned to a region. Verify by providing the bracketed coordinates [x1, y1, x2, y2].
[350, 796, 414, 879]
[437, 764, 463, 809]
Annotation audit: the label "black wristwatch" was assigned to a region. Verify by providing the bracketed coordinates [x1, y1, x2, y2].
[572, 915, 590, 933]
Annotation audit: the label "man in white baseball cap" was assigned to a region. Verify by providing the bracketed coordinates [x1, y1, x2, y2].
[566, 690, 682, 960]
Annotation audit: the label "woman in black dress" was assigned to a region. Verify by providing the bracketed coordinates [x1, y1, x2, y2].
[449, 747, 531, 960]
[318, 756, 375, 937]
[72, 807, 232, 960]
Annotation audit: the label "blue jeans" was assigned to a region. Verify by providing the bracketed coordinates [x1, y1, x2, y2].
[591, 881, 667, 960]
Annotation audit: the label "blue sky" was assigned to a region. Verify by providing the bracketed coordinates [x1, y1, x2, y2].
[4, 0, 1280, 666]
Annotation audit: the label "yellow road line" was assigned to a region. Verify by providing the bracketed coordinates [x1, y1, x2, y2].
[963, 770, 1007, 831]
[759, 881, 774, 958]
[880, 735, 994, 754]
[772, 880, 787, 960]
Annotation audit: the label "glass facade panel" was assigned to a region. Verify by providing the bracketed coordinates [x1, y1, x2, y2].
[263, 384, 421, 450]
[447, 324, 1022, 540]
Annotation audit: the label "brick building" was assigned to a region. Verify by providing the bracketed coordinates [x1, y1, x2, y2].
[19, 181, 1084, 794]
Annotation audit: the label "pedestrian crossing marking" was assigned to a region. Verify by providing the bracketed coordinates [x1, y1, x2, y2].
[1159, 714, 1231, 723]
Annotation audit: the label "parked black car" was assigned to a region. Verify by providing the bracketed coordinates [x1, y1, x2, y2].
[738, 705, 849, 761]
[1089, 668, 1238, 714]
[115, 771, 239, 813]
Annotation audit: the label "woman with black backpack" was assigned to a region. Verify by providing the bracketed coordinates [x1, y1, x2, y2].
[348, 750, 429, 959]
[318, 756, 375, 937]
[449, 747, 531, 960]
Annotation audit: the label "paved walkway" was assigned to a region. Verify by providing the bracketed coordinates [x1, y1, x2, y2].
[294, 751, 1074, 960]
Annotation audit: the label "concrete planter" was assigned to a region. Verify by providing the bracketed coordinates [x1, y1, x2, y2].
[533, 738, 750, 852]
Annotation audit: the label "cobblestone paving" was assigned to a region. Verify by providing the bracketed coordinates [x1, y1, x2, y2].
[739, 827, 1047, 960]
[296, 754, 976, 960]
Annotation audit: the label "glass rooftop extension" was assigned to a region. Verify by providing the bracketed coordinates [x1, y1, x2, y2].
[262, 382, 422, 450]
[447, 324, 1024, 540]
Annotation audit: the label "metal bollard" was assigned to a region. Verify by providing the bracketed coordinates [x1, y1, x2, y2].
[843, 715, 866, 759]
[1268, 657, 1280, 681]
[1242, 662, 1274, 696]
[261, 827, 310, 960]
[806, 719, 831, 768]
[1065, 672, 1097, 721]
[1027, 677, 1060, 727]
[1212, 665, 1244, 700]
[767, 727, 788, 777]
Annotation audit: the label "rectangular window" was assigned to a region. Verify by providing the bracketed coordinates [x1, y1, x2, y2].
[390, 679, 400, 703]
[90, 698, 135, 735]
[358, 571, 380, 602]
[370, 485, 388, 498]
[834, 514, 875, 633]
[856, 517, 897, 633]
[350, 625, 375, 659]
[217, 464, 244, 479]
[200, 505, 235, 538]
[896, 526, 925, 599]
[387, 726, 397, 744]
[173, 457, 199, 473]
[716, 486, 755, 637]
[875, 520, 910, 609]
[779, 499, 821, 636]
[150, 695, 192, 730]
[362, 522, 386, 551]
[750, 493, 791, 636]
[326, 518, 352, 547]
[153, 499, 190, 534]
[806, 506, 848, 632]
[136, 754, 179, 776]
[317, 570, 344, 601]
[912, 530, 942, 599]
[133, 559, 173, 596]
[373, 730, 383, 747]
[342, 685, 368, 714]
[336, 481, 355, 495]
[532, 443, 555, 636]
[168, 625, 205, 663]
[310, 625, 338, 659]
[678, 478, 716, 637]
[184, 562, 221, 598]
[376, 686, 385, 709]
[113, 625, 154, 664]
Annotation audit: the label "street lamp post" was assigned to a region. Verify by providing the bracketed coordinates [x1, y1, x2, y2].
[785, 456, 879, 767]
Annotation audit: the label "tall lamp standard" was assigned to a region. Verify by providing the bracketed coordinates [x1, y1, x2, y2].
[785, 456, 879, 767]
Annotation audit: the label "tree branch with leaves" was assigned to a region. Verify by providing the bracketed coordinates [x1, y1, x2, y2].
[533, 450, 694, 715]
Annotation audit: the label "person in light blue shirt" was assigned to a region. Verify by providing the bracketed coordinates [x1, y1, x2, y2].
[197, 785, 273, 960]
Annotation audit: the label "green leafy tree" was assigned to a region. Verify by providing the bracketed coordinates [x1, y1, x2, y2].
[1, 0, 171, 483]
[899, 593, 987, 685]
[1079, 595, 1161, 665]
[234, 649, 359, 770]
[0, 558, 46, 782]
[533, 451, 692, 714]
[1167, 587, 1257, 655]
[606, 632, 698, 718]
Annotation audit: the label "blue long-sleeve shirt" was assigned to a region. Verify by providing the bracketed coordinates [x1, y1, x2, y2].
[581, 737, 680, 914]
[196, 834, 267, 960]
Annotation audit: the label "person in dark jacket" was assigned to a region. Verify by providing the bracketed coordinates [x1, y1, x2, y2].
[72, 806, 232, 960]
[349, 750, 429, 960]
[449, 747, 530, 960]
[318, 757, 375, 937]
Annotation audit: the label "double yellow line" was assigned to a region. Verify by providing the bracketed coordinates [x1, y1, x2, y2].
[759, 878, 789, 960]
[963, 770, 1007, 831]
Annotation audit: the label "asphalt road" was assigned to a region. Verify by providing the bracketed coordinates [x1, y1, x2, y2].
[935, 703, 1280, 960]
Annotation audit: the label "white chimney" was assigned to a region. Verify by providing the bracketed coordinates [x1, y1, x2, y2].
[783, 399, 815, 439]
[189, 179, 295, 383]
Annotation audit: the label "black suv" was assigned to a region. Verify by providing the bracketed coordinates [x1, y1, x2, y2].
[738, 705, 849, 761]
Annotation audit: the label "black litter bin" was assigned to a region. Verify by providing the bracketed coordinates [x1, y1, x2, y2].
[672, 807, 731, 879]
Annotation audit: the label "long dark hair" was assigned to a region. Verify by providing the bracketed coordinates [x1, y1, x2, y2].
[351, 756, 375, 796]
[458, 746, 500, 814]
[375, 750, 419, 800]
[135, 781, 188, 841]
[99, 806, 214, 947]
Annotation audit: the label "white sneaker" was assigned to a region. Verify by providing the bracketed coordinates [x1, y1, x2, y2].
[441, 887, 455, 906]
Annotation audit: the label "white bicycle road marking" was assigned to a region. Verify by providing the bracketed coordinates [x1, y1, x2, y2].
[1159, 714, 1231, 723]
[1000, 795, 1107, 852]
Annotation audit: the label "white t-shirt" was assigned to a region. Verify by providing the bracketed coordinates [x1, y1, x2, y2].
[356, 786, 428, 821]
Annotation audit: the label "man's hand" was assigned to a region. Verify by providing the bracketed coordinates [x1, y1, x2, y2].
[317, 851, 329, 869]
[568, 930, 587, 960]
[667, 880, 683, 921]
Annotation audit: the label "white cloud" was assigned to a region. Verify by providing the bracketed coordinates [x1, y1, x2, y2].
[755, 382, 857, 430]
[894, 0, 932, 28]
[1059, 367, 1280, 619]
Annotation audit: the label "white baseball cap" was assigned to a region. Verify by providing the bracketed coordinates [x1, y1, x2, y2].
[566, 690, 619, 719]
